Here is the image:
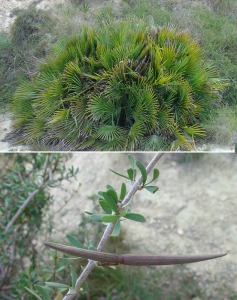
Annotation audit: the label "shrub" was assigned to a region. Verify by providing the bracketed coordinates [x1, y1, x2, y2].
[10, 8, 54, 55]
[0, 154, 77, 299]
[10, 19, 225, 151]
[203, 105, 237, 147]
[0, 9, 56, 106]
[0, 33, 16, 106]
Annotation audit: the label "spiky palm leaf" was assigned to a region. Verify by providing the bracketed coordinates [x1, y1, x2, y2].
[10, 19, 226, 150]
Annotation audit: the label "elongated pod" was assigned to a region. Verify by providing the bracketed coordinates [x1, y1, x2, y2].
[45, 242, 120, 263]
[45, 242, 227, 266]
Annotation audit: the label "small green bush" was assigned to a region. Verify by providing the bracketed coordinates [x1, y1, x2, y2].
[0, 154, 77, 299]
[0, 33, 16, 105]
[10, 19, 225, 151]
[10, 8, 54, 55]
[203, 105, 237, 146]
[0, 8, 56, 106]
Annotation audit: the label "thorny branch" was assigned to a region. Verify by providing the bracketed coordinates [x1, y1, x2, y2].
[62, 153, 164, 300]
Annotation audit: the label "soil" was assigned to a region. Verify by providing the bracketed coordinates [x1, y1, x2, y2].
[48, 153, 237, 299]
[0, 110, 30, 151]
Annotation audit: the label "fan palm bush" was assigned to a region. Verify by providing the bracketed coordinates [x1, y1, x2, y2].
[10, 19, 225, 150]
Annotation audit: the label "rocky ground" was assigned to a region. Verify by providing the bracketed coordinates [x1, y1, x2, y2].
[48, 153, 237, 299]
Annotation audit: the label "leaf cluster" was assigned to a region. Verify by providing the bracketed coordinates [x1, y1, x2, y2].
[26, 155, 160, 299]
[10, 19, 226, 150]
[0, 154, 78, 300]
[85, 155, 159, 237]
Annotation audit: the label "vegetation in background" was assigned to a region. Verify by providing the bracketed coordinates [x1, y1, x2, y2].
[10, 19, 225, 151]
[0, 8, 55, 107]
[0, 154, 77, 300]
[0, 32, 16, 105]
[203, 105, 237, 146]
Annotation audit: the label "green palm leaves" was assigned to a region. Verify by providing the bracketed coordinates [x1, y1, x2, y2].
[11, 19, 225, 150]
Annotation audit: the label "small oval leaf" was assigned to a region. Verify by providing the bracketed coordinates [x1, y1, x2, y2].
[119, 183, 126, 200]
[153, 168, 159, 181]
[127, 168, 135, 181]
[110, 220, 121, 236]
[99, 200, 112, 214]
[107, 189, 118, 203]
[136, 160, 147, 185]
[144, 186, 159, 194]
[109, 169, 129, 179]
[70, 264, 77, 288]
[66, 235, 84, 249]
[146, 168, 160, 185]
[44, 282, 70, 289]
[103, 191, 118, 212]
[128, 154, 135, 169]
[90, 214, 104, 222]
[101, 215, 120, 223]
[124, 213, 146, 223]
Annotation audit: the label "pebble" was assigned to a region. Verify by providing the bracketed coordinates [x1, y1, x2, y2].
[177, 228, 184, 235]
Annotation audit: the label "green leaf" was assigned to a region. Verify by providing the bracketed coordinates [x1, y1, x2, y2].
[106, 185, 115, 190]
[70, 264, 77, 288]
[110, 220, 121, 236]
[119, 183, 126, 200]
[99, 200, 112, 214]
[101, 215, 120, 223]
[103, 191, 118, 212]
[98, 191, 105, 199]
[120, 209, 127, 217]
[34, 285, 50, 300]
[136, 160, 147, 185]
[107, 189, 118, 203]
[66, 235, 84, 249]
[127, 168, 135, 181]
[44, 282, 70, 289]
[128, 154, 135, 169]
[144, 186, 159, 194]
[146, 168, 159, 185]
[55, 293, 64, 300]
[124, 213, 146, 222]
[90, 214, 104, 222]
[25, 287, 43, 300]
[109, 169, 129, 180]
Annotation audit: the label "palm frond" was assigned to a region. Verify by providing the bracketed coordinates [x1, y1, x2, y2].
[10, 19, 225, 151]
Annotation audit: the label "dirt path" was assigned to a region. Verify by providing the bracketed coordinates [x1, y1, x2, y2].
[49, 153, 237, 298]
